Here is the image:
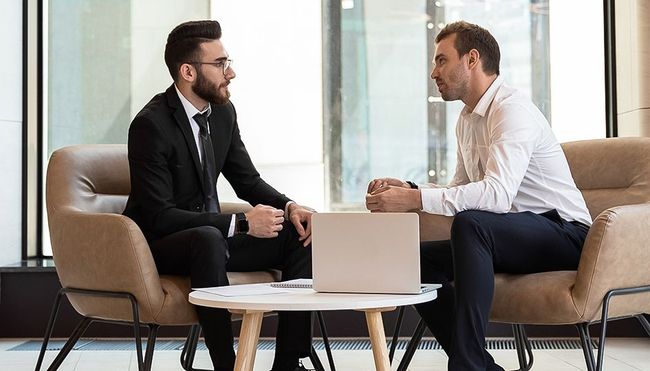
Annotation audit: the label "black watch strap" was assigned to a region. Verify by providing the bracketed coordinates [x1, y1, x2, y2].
[235, 212, 249, 234]
[406, 180, 418, 189]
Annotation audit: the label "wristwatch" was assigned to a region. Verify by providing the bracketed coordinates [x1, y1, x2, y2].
[406, 180, 419, 189]
[235, 213, 249, 234]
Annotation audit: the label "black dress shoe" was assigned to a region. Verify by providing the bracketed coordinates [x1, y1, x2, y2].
[269, 362, 313, 371]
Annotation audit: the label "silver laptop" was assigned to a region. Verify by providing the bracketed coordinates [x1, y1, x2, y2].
[310, 212, 427, 294]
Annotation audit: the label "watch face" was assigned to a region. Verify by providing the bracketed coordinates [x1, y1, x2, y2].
[237, 218, 249, 233]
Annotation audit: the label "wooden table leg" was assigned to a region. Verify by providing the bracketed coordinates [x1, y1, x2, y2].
[231, 310, 265, 371]
[362, 307, 396, 371]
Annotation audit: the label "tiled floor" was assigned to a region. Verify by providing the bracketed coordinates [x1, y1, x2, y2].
[2, 337, 649, 370]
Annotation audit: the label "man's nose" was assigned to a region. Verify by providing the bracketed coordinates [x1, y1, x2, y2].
[226, 67, 236, 80]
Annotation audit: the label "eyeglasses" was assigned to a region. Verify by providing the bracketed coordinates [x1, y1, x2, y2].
[188, 59, 233, 75]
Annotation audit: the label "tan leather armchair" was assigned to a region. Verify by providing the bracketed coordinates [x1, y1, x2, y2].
[37, 144, 281, 371]
[397, 138, 650, 371]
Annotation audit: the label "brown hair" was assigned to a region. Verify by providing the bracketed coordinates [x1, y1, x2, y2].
[164, 20, 222, 82]
[435, 21, 500, 75]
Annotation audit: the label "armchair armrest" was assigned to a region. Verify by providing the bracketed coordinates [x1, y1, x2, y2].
[418, 212, 454, 241]
[49, 211, 165, 321]
[572, 202, 650, 321]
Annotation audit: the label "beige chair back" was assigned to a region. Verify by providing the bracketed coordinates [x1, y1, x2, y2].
[46, 145, 168, 323]
[562, 138, 650, 218]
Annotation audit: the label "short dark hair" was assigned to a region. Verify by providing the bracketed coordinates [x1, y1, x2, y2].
[164, 20, 222, 82]
[435, 21, 500, 75]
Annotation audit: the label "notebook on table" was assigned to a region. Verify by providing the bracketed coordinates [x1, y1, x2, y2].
[272, 212, 436, 294]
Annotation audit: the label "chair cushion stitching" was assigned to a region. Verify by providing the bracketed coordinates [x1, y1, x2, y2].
[117, 216, 157, 322]
[572, 211, 614, 321]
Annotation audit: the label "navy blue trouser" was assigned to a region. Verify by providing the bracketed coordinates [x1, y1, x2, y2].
[415, 209, 589, 371]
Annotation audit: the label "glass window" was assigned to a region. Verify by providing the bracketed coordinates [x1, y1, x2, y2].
[41, 0, 606, 255]
[46, 0, 210, 154]
[324, 0, 554, 210]
[43, 0, 210, 255]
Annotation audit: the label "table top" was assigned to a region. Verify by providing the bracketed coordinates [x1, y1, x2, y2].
[189, 282, 439, 312]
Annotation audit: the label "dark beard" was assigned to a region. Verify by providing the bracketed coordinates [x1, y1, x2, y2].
[192, 68, 230, 105]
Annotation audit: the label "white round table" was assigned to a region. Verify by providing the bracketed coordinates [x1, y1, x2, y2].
[189, 282, 439, 371]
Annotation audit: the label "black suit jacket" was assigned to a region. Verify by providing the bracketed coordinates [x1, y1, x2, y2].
[123, 85, 291, 242]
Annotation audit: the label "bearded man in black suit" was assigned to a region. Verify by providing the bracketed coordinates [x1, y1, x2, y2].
[123, 20, 314, 371]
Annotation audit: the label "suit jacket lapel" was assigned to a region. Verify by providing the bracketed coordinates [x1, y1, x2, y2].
[165, 85, 204, 185]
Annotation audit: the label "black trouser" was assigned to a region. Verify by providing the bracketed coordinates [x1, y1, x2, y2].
[150, 221, 313, 370]
[415, 210, 589, 371]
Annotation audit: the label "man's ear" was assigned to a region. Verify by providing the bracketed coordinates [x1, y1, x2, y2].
[468, 49, 480, 69]
[179, 63, 196, 83]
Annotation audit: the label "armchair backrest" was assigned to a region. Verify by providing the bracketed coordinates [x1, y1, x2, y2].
[46, 145, 165, 322]
[562, 137, 650, 218]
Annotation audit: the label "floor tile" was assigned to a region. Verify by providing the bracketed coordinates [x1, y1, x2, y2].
[2, 337, 648, 371]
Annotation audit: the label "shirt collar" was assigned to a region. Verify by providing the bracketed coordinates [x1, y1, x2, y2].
[461, 75, 504, 118]
[174, 84, 212, 118]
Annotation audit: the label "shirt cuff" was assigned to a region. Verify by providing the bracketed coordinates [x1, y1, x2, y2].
[420, 187, 447, 215]
[419, 183, 447, 189]
[285, 201, 296, 217]
[227, 214, 236, 237]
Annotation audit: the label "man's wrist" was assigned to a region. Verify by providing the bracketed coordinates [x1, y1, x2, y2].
[285, 201, 297, 218]
[406, 180, 418, 189]
[235, 212, 249, 234]
[412, 189, 423, 210]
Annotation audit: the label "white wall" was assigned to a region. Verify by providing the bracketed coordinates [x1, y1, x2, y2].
[615, 0, 650, 137]
[211, 0, 325, 210]
[549, 0, 606, 141]
[0, 0, 23, 265]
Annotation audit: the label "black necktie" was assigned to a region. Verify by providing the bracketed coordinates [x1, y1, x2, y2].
[193, 112, 220, 213]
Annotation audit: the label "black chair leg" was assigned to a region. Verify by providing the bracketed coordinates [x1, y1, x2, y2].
[180, 325, 212, 371]
[637, 314, 650, 337]
[35, 289, 66, 371]
[396, 318, 426, 371]
[44, 317, 92, 371]
[316, 311, 335, 371]
[35, 288, 165, 371]
[180, 325, 199, 370]
[144, 324, 159, 371]
[576, 323, 596, 371]
[309, 345, 326, 371]
[512, 324, 533, 371]
[128, 296, 147, 371]
[389, 306, 406, 364]
[520, 326, 534, 370]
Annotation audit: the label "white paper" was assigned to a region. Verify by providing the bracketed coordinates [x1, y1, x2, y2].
[193, 284, 290, 297]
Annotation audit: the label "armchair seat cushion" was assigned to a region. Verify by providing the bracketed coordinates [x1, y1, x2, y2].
[154, 270, 282, 325]
[491, 271, 581, 325]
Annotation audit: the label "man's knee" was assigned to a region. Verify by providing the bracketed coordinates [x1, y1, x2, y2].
[450, 210, 487, 239]
[189, 226, 228, 260]
[279, 221, 306, 248]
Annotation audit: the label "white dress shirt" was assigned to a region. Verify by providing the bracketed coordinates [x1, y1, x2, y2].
[420, 76, 592, 226]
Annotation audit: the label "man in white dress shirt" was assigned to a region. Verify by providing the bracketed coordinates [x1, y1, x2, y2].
[365, 21, 591, 371]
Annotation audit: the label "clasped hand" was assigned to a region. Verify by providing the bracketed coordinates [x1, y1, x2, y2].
[245, 205, 284, 238]
[244, 203, 313, 247]
[365, 177, 422, 212]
